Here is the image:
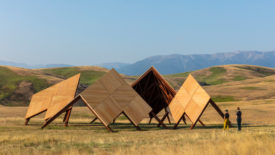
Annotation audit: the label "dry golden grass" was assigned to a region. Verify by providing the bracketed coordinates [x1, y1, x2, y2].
[1, 99, 275, 154]
[205, 75, 275, 101]
[165, 64, 275, 90]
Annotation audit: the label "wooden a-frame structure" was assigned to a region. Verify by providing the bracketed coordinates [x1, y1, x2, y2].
[130, 66, 177, 127]
[169, 74, 225, 129]
[41, 69, 152, 132]
[25, 74, 80, 126]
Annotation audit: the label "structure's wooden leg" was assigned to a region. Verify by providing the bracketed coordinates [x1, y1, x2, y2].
[123, 112, 141, 131]
[165, 108, 171, 124]
[24, 110, 47, 126]
[105, 125, 114, 132]
[25, 118, 30, 126]
[135, 126, 141, 130]
[148, 117, 152, 124]
[190, 119, 205, 129]
[64, 108, 72, 127]
[167, 114, 171, 124]
[157, 112, 169, 127]
[63, 111, 68, 123]
[90, 117, 98, 124]
[209, 99, 224, 118]
[42, 119, 52, 129]
[81, 95, 115, 132]
[41, 96, 80, 129]
[112, 113, 123, 124]
[209, 99, 231, 126]
[182, 116, 187, 125]
[173, 115, 183, 129]
[151, 112, 167, 128]
[198, 120, 205, 126]
[190, 123, 196, 129]
[190, 102, 210, 130]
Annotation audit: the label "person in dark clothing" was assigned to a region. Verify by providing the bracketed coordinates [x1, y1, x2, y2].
[236, 107, 242, 131]
[224, 109, 230, 130]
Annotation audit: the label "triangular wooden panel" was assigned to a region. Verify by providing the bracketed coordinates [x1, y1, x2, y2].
[44, 74, 80, 120]
[123, 96, 151, 126]
[25, 85, 58, 119]
[169, 74, 216, 126]
[25, 74, 80, 120]
[132, 67, 176, 116]
[81, 69, 152, 126]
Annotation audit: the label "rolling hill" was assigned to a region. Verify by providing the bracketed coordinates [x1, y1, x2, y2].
[0, 66, 108, 106]
[164, 65, 275, 89]
[164, 65, 275, 102]
[0, 64, 274, 106]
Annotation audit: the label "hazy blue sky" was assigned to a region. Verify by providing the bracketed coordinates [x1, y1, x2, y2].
[0, 0, 274, 65]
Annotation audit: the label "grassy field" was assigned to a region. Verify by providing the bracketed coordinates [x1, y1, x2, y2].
[1, 99, 275, 154]
[0, 64, 274, 154]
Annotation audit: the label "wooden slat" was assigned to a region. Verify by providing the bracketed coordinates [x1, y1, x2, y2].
[184, 99, 203, 123]
[192, 86, 211, 109]
[169, 83, 192, 122]
[99, 71, 123, 93]
[44, 74, 80, 120]
[123, 96, 151, 126]
[168, 97, 186, 122]
[183, 75, 200, 96]
[25, 74, 80, 120]
[111, 84, 137, 107]
[168, 74, 224, 129]
[81, 69, 152, 128]
[93, 97, 122, 125]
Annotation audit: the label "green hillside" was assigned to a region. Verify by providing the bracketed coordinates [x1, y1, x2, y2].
[0, 66, 49, 106]
[40, 67, 106, 85]
[0, 66, 108, 106]
[164, 65, 275, 103]
[165, 65, 275, 89]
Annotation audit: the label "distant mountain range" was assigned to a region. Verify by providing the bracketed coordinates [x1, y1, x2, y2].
[100, 51, 275, 75]
[98, 62, 130, 70]
[0, 60, 72, 69]
[1, 51, 275, 75]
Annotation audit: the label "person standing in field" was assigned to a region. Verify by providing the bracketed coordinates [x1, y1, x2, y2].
[236, 107, 242, 131]
[224, 109, 230, 130]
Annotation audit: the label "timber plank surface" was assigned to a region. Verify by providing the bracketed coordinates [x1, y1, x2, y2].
[25, 74, 80, 120]
[169, 74, 211, 123]
[81, 69, 151, 126]
[44, 74, 80, 120]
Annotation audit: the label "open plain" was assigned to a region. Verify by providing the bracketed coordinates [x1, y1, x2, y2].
[1, 65, 275, 154]
[1, 98, 275, 155]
